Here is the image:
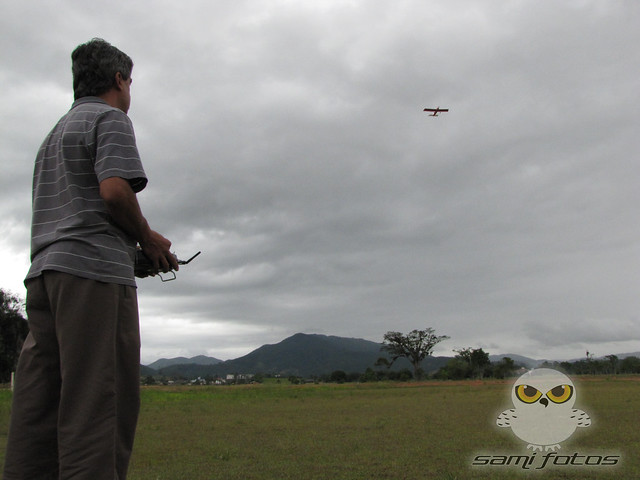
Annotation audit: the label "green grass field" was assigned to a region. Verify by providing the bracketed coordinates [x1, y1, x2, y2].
[1, 376, 638, 479]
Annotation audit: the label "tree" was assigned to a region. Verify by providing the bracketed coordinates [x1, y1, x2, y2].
[620, 356, 640, 374]
[359, 368, 379, 383]
[454, 347, 491, 379]
[330, 370, 347, 383]
[605, 355, 619, 374]
[492, 356, 516, 379]
[380, 328, 449, 379]
[1, 289, 29, 383]
[436, 357, 470, 380]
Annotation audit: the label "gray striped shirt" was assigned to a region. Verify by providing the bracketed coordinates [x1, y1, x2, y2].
[26, 97, 147, 286]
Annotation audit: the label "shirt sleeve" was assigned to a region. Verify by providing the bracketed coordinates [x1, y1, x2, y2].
[94, 109, 148, 193]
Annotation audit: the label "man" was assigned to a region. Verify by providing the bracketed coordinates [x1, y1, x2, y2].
[3, 38, 178, 479]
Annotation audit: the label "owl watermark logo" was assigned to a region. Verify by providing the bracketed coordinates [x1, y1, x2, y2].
[472, 368, 621, 470]
[497, 368, 590, 451]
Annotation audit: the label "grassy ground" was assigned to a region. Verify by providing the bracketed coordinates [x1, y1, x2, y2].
[1, 376, 638, 479]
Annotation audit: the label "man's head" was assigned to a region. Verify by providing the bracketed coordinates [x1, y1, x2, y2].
[71, 38, 133, 104]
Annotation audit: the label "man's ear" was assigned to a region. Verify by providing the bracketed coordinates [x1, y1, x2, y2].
[114, 72, 126, 90]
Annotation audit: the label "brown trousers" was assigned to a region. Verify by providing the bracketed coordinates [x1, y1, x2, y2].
[3, 271, 141, 480]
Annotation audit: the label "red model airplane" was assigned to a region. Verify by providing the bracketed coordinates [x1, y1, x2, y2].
[423, 107, 449, 116]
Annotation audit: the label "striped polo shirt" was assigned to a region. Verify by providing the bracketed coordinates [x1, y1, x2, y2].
[25, 97, 148, 286]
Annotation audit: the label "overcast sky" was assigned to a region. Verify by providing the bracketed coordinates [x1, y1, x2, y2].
[1, 0, 639, 365]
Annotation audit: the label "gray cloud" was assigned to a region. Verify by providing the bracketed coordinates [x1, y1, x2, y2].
[1, 1, 639, 363]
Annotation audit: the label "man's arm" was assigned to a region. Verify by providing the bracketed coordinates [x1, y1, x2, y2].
[99, 176, 179, 274]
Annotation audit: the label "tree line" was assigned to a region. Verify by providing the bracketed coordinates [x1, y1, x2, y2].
[0, 289, 29, 383]
[539, 355, 640, 376]
[301, 351, 640, 385]
[373, 328, 640, 381]
[287, 347, 515, 383]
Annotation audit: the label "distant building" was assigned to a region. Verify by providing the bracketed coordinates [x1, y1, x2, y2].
[225, 373, 254, 384]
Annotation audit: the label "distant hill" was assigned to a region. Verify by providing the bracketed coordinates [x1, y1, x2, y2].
[140, 364, 157, 377]
[147, 355, 223, 370]
[599, 352, 640, 360]
[146, 333, 450, 378]
[220, 333, 387, 376]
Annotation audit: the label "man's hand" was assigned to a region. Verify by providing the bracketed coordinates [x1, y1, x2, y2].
[140, 230, 179, 275]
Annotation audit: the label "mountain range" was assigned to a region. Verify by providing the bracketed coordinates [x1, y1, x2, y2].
[143, 333, 420, 378]
[141, 333, 640, 379]
[141, 333, 511, 378]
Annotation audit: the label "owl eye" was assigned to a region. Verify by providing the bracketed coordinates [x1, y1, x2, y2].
[546, 384, 573, 404]
[515, 384, 542, 404]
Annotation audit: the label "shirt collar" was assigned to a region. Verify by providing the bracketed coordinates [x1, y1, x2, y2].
[71, 96, 109, 109]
